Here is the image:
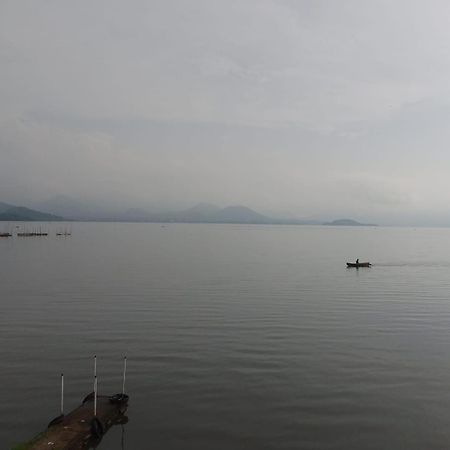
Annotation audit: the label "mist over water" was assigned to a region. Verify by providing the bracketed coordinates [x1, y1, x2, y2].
[2, 223, 450, 449]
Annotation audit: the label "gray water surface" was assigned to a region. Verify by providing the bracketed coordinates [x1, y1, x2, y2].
[2, 223, 450, 449]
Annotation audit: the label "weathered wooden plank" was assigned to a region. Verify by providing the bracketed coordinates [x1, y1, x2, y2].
[14, 394, 128, 450]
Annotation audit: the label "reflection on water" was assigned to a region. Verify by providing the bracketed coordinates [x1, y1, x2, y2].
[90, 418, 128, 450]
[3, 223, 450, 449]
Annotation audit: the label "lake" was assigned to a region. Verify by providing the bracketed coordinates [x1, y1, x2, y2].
[2, 223, 450, 449]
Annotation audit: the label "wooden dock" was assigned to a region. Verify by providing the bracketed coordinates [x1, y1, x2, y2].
[14, 393, 128, 450]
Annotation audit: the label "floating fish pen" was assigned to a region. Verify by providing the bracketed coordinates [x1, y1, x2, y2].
[56, 226, 72, 236]
[13, 356, 128, 450]
[17, 227, 48, 237]
[0, 224, 13, 237]
[34, 226, 48, 236]
[17, 232, 48, 236]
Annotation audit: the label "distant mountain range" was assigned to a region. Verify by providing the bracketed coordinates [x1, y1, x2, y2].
[33, 195, 114, 220]
[27, 197, 318, 224]
[0, 199, 283, 224]
[0, 202, 62, 221]
[0, 197, 377, 226]
[110, 207, 378, 226]
[102, 203, 281, 224]
[323, 218, 378, 226]
[147, 203, 270, 224]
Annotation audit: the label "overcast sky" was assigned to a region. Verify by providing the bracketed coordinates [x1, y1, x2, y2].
[2, 1, 450, 224]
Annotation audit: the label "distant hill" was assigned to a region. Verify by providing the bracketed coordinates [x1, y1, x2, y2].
[0, 202, 14, 214]
[152, 204, 272, 224]
[211, 205, 268, 223]
[0, 205, 63, 221]
[175, 203, 222, 222]
[34, 195, 111, 220]
[119, 207, 154, 222]
[324, 218, 377, 226]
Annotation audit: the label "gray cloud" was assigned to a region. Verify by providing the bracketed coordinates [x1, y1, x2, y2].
[1, 1, 450, 224]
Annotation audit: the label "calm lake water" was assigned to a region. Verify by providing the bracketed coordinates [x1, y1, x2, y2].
[2, 223, 450, 449]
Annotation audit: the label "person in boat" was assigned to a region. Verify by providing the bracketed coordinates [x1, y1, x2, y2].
[356, 258, 359, 264]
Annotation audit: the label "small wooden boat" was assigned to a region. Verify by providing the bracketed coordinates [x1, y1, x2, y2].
[347, 262, 371, 268]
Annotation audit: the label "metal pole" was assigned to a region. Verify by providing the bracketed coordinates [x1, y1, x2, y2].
[94, 355, 97, 377]
[94, 375, 98, 417]
[61, 373, 64, 415]
[122, 356, 127, 395]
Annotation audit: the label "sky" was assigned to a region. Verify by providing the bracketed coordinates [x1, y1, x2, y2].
[1, 0, 450, 225]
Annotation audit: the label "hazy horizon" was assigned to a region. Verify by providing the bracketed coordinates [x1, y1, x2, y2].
[2, 1, 450, 226]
